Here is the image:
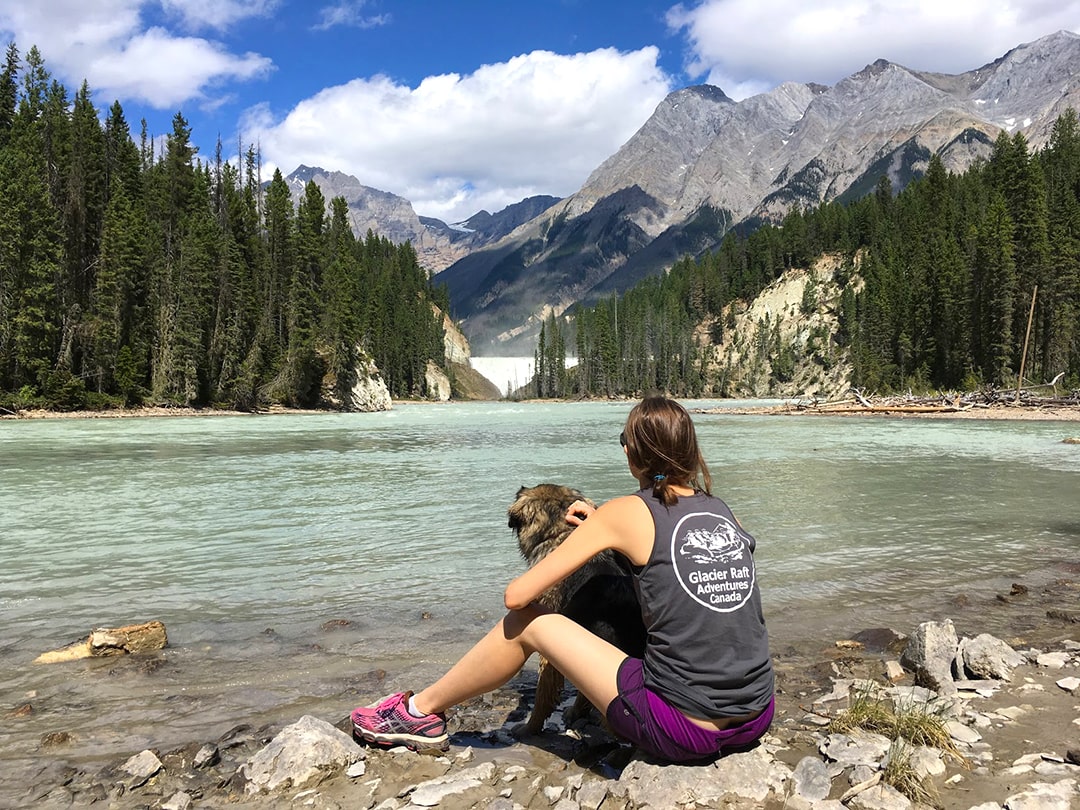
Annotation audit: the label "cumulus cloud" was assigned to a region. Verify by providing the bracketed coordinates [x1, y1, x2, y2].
[247, 47, 674, 222]
[667, 0, 1080, 99]
[160, 0, 279, 31]
[0, 0, 273, 108]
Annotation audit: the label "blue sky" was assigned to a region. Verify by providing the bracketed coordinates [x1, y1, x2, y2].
[0, 1, 1077, 222]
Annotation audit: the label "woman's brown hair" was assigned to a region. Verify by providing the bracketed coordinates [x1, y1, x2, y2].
[622, 396, 712, 506]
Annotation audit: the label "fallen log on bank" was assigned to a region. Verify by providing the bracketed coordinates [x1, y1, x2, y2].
[792, 387, 1080, 416]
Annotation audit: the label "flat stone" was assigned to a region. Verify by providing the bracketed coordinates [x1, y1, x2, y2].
[576, 779, 608, 810]
[848, 783, 914, 809]
[1013, 753, 1044, 766]
[995, 705, 1028, 720]
[820, 732, 892, 767]
[908, 746, 946, 777]
[1002, 778, 1079, 810]
[120, 749, 163, 788]
[612, 748, 790, 806]
[1055, 676, 1080, 694]
[1036, 652, 1070, 669]
[1034, 762, 1078, 776]
[945, 720, 982, 744]
[161, 791, 192, 810]
[1003, 764, 1035, 776]
[408, 762, 496, 807]
[792, 755, 831, 801]
[346, 761, 367, 778]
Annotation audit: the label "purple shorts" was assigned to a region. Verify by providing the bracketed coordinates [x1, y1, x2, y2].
[605, 658, 774, 763]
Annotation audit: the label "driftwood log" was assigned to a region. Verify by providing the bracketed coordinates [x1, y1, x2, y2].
[792, 387, 1080, 416]
[34, 621, 168, 664]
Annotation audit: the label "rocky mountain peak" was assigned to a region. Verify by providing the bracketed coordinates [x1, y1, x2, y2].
[855, 58, 896, 79]
[435, 30, 1080, 354]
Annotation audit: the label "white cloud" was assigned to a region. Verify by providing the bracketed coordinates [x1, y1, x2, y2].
[161, 0, 280, 31]
[246, 47, 674, 222]
[314, 1, 390, 31]
[0, 0, 273, 108]
[667, 0, 1080, 99]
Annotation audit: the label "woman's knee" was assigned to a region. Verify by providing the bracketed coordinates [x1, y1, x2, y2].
[501, 604, 557, 649]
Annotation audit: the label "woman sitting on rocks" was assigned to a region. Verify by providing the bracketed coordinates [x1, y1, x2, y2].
[351, 395, 775, 762]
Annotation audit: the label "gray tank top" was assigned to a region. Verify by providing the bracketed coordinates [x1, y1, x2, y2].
[632, 489, 774, 718]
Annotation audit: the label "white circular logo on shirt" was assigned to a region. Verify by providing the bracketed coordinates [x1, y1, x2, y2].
[671, 511, 755, 613]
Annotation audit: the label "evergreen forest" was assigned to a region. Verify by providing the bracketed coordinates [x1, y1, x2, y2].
[0, 44, 448, 412]
[538, 113, 1080, 400]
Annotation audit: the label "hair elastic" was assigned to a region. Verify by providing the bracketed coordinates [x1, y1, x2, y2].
[653, 474, 666, 482]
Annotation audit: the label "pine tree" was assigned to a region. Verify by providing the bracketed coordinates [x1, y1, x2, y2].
[323, 195, 360, 406]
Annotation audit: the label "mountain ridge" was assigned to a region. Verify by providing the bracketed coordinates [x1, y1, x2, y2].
[435, 29, 1080, 353]
[281, 165, 562, 273]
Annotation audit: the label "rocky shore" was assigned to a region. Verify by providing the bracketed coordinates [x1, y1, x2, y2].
[12, 605, 1080, 810]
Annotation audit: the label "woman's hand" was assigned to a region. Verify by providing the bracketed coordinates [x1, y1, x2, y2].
[565, 499, 596, 527]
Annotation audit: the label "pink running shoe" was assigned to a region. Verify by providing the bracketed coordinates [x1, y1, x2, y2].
[351, 692, 449, 752]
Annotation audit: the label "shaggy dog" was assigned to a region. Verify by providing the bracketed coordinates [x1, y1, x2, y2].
[507, 484, 646, 734]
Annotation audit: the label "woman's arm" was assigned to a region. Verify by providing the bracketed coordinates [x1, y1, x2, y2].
[503, 494, 652, 610]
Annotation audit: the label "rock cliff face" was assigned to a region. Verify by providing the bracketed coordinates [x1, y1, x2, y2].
[709, 255, 859, 400]
[437, 30, 1080, 353]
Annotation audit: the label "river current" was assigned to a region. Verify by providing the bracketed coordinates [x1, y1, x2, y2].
[1, 400, 1078, 789]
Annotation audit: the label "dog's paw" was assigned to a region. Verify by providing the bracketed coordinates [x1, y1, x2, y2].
[509, 719, 547, 738]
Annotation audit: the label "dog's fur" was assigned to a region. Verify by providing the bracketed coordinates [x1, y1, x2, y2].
[508, 483, 646, 734]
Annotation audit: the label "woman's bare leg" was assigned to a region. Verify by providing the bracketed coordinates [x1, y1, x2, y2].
[412, 604, 627, 717]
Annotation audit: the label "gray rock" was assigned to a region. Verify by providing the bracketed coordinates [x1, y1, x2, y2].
[960, 633, 1025, 680]
[120, 749, 163, 788]
[346, 760, 367, 778]
[612, 748, 789, 806]
[820, 733, 892, 768]
[712, 749, 791, 801]
[1003, 778, 1079, 810]
[543, 784, 564, 803]
[193, 744, 219, 769]
[908, 745, 946, 778]
[241, 715, 360, 794]
[161, 790, 192, 810]
[575, 780, 608, 810]
[849, 764, 878, 785]
[1037, 652, 1070, 669]
[1056, 676, 1080, 694]
[791, 755, 831, 801]
[945, 720, 983, 744]
[407, 761, 496, 807]
[848, 783, 913, 809]
[900, 619, 958, 694]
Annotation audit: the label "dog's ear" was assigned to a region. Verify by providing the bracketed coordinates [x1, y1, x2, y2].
[508, 485, 531, 531]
